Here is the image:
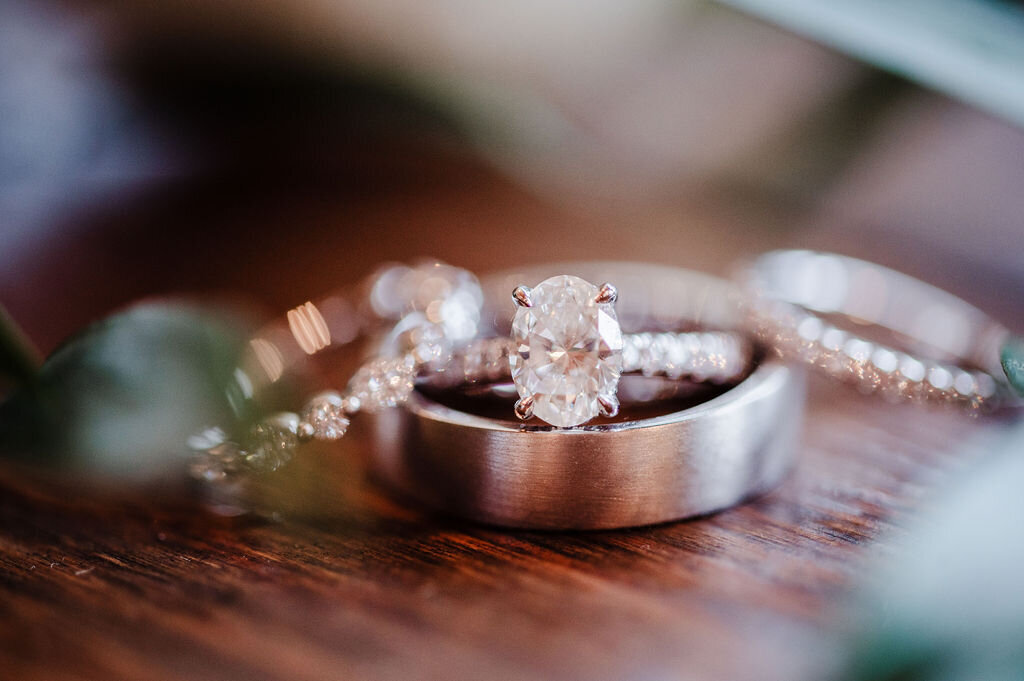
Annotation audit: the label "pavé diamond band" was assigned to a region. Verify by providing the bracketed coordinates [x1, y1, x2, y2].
[435, 331, 749, 390]
[740, 250, 1016, 411]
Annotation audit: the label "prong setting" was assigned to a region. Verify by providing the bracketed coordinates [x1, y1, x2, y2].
[510, 275, 624, 427]
[597, 394, 619, 418]
[514, 395, 535, 420]
[512, 285, 533, 308]
[595, 282, 618, 304]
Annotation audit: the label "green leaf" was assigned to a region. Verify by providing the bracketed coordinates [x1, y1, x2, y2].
[0, 304, 42, 388]
[719, 0, 1024, 126]
[0, 301, 261, 481]
[838, 423, 1024, 681]
[1000, 336, 1024, 397]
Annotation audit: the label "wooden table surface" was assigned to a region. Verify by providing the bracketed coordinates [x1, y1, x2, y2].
[1, 144, 1019, 681]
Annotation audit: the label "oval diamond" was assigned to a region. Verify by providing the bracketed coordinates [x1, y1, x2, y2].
[510, 275, 624, 427]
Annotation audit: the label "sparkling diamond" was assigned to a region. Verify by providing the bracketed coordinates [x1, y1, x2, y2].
[664, 335, 692, 379]
[302, 391, 350, 440]
[245, 412, 300, 472]
[462, 339, 488, 382]
[348, 355, 417, 411]
[409, 322, 451, 365]
[187, 426, 245, 481]
[953, 370, 977, 397]
[641, 334, 667, 377]
[510, 275, 623, 427]
[368, 261, 483, 342]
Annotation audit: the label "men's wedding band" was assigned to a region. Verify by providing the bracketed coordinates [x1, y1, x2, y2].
[369, 361, 803, 530]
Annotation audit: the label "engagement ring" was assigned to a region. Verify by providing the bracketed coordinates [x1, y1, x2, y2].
[366, 262, 800, 529]
[431, 274, 750, 428]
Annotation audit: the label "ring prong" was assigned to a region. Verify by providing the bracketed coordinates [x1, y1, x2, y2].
[512, 285, 533, 308]
[596, 282, 618, 304]
[597, 394, 619, 418]
[514, 395, 535, 420]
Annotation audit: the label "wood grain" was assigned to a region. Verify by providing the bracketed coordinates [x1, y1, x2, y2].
[0, 145, 1018, 681]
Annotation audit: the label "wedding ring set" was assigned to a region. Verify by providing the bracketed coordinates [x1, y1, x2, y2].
[190, 251, 1020, 529]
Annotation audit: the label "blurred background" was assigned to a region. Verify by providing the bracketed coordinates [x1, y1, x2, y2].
[2, 2, 1024, 680]
[2, 0, 1023, 354]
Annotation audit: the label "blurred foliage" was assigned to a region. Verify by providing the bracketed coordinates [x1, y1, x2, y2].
[721, 0, 1024, 126]
[1000, 337, 1024, 396]
[838, 423, 1024, 681]
[735, 70, 909, 200]
[0, 303, 42, 389]
[0, 302, 260, 482]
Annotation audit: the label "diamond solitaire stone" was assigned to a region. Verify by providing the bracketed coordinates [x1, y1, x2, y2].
[510, 275, 624, 427]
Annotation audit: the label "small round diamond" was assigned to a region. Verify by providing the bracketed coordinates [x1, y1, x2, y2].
[976, 373, 997, 399]
[348, 355, 417, 411]
[407, 322, 452, 366]
[297, 421, 316, 442]
[245, 412, 299, 472]
[621, 334, 643, 371]
[953, 370, 977, 397]
[664, 336, 692, 379]
[871, 348, 899, 374]
[899, 356, 927, 383]
[302, 391, 351, 440]
[641, 334, 667, 377]
[368, 261, 483, 341]
[187, 426, 245, 481]
[927, 366, 953, 391]
[342, 395, 362, 415]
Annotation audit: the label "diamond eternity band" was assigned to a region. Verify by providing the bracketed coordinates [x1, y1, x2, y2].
[440, 332, 749, 386]
[741, 250, 1015, 411]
